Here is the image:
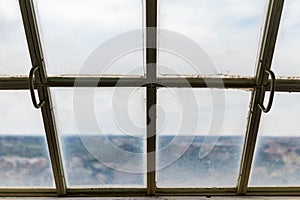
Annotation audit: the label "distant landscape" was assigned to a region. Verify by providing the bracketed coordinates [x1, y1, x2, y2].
[1, 135, 300, 187]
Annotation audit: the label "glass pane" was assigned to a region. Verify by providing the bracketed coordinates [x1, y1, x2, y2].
[51, 88, 146, 187]
[250, 93, 300, 186]
[272, 0, 300, 78]
[35, 0, 144, 76]
[158, 0, 267, 77]
[0, 0, 31, 76]
[0, 91, 54, 187]
[157, 89, 250, 187]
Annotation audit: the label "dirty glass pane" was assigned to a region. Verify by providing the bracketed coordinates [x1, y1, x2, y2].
[272, 0, 300, 78]
[157, 89, 250, 187]
[158, 0, 267, 77]
[250, 93, 300, 186]
[0, 91, 54, 187]
[51, 88, 146, 187]
[0, 0, 31, 76]
[35, 0, 144, 76]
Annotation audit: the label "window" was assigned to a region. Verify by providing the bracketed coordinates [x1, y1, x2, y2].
[250, 93, 300, 186]
[35, 0, 144, 76]
[0, 0, 299, 197]
[272, 0, 300, 77]
[158, 0, 267, 77]
[51, 88, 146, 187]
[0, 0, 31, 76]
[157, 89, 250, 187]
[0, 91, 54, 187]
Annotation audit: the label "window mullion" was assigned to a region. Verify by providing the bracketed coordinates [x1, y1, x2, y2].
[18, 0, 66, 196]
[146, 0, 157, 195]
[237, 0, 285, 194]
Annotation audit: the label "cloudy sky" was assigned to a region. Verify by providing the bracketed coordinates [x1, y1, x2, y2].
[1, 0, 300, 139]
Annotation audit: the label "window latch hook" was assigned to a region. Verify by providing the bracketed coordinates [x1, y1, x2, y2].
[258, 69, 276, 113]
[29, 66, 45, 109]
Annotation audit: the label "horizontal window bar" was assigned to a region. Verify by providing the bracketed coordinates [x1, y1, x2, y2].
[0, 189, 57, 197]
[156, 188, 237, 196]
[1, 77, 300, 91]
[67, 188, 147, 196]
[1, 187, 300, 196]
[247, 187, 300, 196]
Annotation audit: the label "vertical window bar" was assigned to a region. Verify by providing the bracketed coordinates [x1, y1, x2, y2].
[237, 0, 284, 194]
[146, 0, 157, 195]
[146, 86, 156, 195]
[18, 0, 66, 196]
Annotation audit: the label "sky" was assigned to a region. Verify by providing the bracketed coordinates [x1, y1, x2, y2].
[1, 0, 300, 137]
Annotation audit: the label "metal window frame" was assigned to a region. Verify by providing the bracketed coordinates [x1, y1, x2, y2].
[146, 0, 157, 195]
[2, 0, 300, 197]
[18, 0, 66, 196]
[2, 77, 300, 92]
[237, 0, 285, 194]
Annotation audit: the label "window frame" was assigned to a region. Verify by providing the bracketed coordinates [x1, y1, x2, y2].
[2, 0, 300, 197]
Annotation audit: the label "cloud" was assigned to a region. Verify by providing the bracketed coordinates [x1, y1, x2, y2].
[0, 91, 45, 135]
[51, 88, 146, 136]
[157, 88, 250, 136]
[259, 92, 300, 136]
[158, 0, 268, 76]
[0, 0, 31, 75]
[34, 0, 143, 75]
[272, 0, 300, 77]
[0, 0, 299, 138]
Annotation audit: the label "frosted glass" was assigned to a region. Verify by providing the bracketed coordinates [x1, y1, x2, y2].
[35, 0, 144, 76]
[157, 89, 250, 187]
[0, 0, 31, 76]
[0, 91, 54, 187]
[272, 0, 300, 78]
[250, 93, 300, 186]
[51, 88, 146, 187]
[158, 0, 267, 77]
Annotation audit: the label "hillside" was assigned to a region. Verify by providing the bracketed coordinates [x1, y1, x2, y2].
[0, 135, 300, 187]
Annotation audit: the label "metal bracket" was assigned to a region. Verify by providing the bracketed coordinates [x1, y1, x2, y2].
[29, 66, 45, 109]
[142, 82, 164, 88]
[258, 69, 276, 113]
